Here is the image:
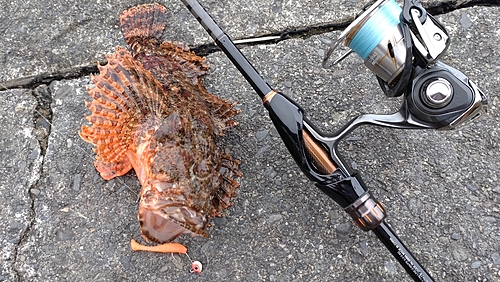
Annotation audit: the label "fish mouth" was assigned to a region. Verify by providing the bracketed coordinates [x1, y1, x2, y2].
[138, 198, 208, 243]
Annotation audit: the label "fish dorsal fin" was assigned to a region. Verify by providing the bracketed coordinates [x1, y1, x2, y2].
[119, 3, 208, 80]
[80, 47, 167, 178]
[120, 3, 168, 47]
[158, 41, 209, 80]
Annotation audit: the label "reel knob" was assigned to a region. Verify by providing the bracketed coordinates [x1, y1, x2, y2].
[408, 61, 487, 129]
[421, 77, 453, 108]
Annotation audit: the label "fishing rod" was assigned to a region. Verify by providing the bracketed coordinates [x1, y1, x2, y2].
[181, 0, 487, 280]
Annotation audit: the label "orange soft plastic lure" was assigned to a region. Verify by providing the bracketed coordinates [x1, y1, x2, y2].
[130, 239, 187, 254]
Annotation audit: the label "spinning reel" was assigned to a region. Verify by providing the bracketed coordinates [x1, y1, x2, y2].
[182, 0, 488, 280]
[323, 0, 487, 130]
[311, 0, 489, 240]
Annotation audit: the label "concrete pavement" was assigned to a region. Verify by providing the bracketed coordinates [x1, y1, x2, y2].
[1, 1, 499, 281]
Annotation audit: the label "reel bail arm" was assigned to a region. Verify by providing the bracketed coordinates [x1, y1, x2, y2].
[401, 0, 427, 26]
[401, 0, 449, 65]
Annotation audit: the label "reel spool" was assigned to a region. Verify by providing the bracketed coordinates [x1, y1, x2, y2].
[324, 0, 406, 84]
[324, 0, 451, 96]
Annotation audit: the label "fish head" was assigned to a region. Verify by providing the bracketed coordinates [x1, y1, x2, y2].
[138, 180, 208, 243]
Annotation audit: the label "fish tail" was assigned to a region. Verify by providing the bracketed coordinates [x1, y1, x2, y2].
[119, 3, 168, 46]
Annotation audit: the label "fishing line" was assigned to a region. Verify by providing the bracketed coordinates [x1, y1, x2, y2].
[347, 0, 402, 60]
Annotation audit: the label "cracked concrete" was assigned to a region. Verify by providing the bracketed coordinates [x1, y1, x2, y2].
[1, 0, 499, 281]
[0, 89, 41, 281]
[2, 0, 496, 90]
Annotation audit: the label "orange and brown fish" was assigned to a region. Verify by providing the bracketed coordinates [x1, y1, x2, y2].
[79, 3, 241, 245]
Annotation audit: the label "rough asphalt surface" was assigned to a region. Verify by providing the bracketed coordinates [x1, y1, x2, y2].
[1, 0, 499, 281]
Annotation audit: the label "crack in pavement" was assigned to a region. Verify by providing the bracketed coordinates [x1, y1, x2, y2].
[11, 181, 36, 282]
[0, 1, 498, 91]
[0, 65, 99, 92]
[31, 85, 53, 156]
[10, 85, 53, 282]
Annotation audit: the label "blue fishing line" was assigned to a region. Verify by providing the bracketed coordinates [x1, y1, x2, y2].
[348, 0, 402, 60]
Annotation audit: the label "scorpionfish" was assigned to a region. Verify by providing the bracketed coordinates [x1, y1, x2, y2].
[80, 3, 241, 243]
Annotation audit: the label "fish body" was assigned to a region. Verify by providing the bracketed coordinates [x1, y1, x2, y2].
[80, 3, 240, 243]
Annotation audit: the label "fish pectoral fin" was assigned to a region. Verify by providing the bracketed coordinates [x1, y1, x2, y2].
[212, 153, 241, 212]
[80, 47, 169, 180]
[94, 158, 133, 180]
